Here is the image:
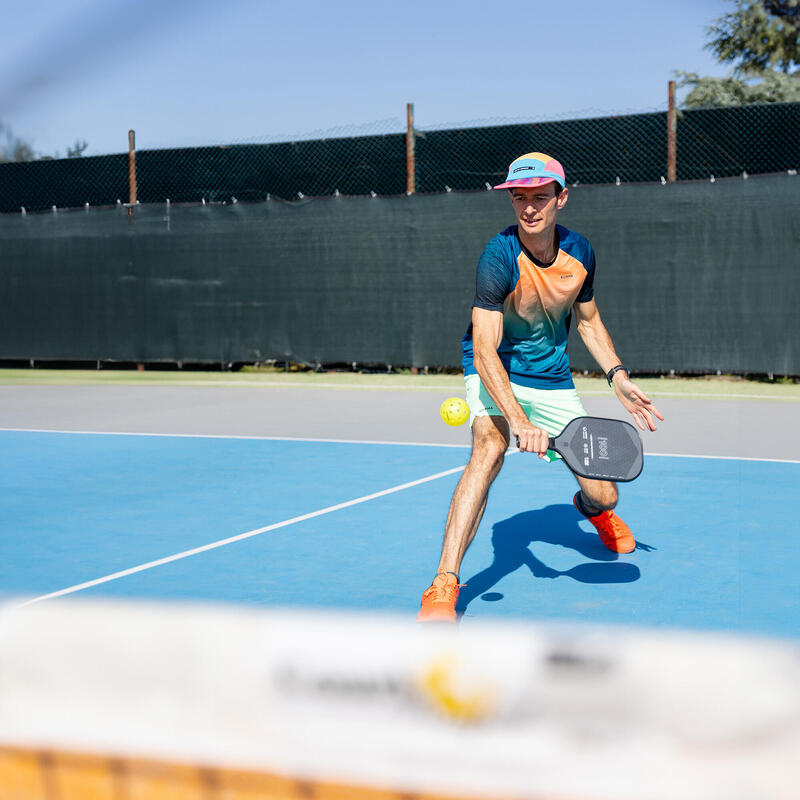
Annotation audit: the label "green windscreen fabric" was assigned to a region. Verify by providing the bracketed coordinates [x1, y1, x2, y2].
[0, 173, 798, 374]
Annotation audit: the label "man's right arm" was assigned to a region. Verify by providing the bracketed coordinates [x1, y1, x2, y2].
[472, 307, 551, 456]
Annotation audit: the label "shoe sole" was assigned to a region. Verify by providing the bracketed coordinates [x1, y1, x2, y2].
[417, 608, 457, 623]
[598, 534, 635, 554]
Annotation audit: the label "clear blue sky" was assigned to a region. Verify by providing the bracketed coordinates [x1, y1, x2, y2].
[0, 0, 730, 157]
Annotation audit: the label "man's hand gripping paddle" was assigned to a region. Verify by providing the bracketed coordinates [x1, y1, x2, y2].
[516, 416, 644, 482]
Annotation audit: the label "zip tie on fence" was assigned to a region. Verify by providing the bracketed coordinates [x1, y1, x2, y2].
[742, 171, 748, 180]
[370, 191, 377, 198]
[20, 207, 26, 216]
[334, 189, 340, 197]
[484, 182, 492, 190]
[615, 177, 621, 186]
[298, 192, 305, 199]
[445, 185, 452, 192]
[710, 175, 716, 183]
[660, 176, 666, 185]
[51, 205, 57, 214]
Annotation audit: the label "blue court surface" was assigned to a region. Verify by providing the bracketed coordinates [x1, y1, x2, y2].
[1, 429, 797, 637]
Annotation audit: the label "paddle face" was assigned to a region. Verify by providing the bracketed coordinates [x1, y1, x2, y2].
[552, 416, 643, 482]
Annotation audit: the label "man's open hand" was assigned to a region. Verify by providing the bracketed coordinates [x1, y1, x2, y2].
[613, 376, 665, 431]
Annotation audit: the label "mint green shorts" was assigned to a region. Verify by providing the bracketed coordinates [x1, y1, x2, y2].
[464, 374, 587, 462]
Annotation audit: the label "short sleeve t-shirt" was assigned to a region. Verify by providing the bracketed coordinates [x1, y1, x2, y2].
[462, 224, 596, 389]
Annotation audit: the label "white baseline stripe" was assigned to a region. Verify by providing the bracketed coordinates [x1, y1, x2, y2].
[0, 380, 462, 392]
[0, 428, 470, 449]
[581, 390, 799, 401]
[646, 451, 800, 465]
[4, 381, 796, 401]
[2, 428, 798, 463]
[17, 464, 469, 608]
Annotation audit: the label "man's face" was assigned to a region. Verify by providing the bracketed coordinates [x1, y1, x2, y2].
[509, 183, 568, 236]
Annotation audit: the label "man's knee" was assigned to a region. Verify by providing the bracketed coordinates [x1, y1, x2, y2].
[582, 481, 618, 512]
[474, 444, 506, 473]
[470, 426, 508, 474]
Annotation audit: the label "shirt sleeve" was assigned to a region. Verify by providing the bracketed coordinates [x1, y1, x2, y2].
[473, 241, 512, 312]
[575, 242, 596, 303]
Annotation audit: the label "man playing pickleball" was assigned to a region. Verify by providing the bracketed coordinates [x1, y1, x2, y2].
[418, 152, 664, 622]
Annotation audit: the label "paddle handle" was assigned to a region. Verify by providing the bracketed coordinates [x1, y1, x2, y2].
[514, 435, 557, 452]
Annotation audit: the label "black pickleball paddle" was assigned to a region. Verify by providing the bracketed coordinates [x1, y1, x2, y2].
[516, 416, 644, 482]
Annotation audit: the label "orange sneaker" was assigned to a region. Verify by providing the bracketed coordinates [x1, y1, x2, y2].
[417, 572, 463, 622]
[573, 492, 635, 554]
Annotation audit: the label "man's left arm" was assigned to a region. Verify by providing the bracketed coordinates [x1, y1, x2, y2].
[573, 298, 664, 432]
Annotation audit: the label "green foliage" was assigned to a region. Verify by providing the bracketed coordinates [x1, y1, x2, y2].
[678, 70, 800, 106]
[679, 1, 800, 107]
[708, 0, 799, 75]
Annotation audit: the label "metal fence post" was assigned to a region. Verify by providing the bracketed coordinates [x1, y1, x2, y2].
[128, 129, 138, 216]
[667, 81, 677, 183]
[406, 103, 416, 195]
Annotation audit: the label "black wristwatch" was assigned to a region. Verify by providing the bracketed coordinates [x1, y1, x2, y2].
[606, 364, 629, 386]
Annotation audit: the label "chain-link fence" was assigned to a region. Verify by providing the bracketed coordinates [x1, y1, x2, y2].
[1, 102, 798, 213]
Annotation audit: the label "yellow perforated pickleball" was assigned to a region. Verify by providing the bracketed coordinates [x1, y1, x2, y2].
[439, 397, 470, 426]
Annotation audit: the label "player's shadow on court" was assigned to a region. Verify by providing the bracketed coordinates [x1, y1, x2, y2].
[456, 504, 652, 614]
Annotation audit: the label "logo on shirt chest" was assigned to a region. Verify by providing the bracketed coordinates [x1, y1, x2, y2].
[560, 274, 574, 279]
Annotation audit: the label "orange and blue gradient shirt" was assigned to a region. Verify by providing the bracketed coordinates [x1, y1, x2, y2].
[462, 224, 595, 389]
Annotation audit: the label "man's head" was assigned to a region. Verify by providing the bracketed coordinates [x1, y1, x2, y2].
[494, 153, 568, 237]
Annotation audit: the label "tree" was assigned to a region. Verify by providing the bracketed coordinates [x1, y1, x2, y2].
[0, 122, 90, 162]
[0, 121, 36, 163]
[678, 0, 800, 107]
[66, 139, 89, 158]
[678, 70, 800, 105]
[710, 0, 799, 74]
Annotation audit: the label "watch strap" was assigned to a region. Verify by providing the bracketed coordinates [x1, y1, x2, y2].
[606, 364, 629, 386]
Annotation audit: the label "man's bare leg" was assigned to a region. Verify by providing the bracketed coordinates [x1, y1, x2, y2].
[437, 415, 510, 576]
[418, 415, 510, 621]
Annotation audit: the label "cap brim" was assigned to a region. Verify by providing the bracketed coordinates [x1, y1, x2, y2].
[493, 176, 560, 190]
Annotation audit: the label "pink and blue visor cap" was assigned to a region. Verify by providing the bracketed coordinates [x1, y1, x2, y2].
[493, 152, 566, 190]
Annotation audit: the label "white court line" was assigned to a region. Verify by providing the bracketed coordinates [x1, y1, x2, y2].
[0, 380, 462, 392]
[16, 463, 471, 608]
[2, 428, 799, 463]
[0, 427, 470, 448]
[647, 451, 800, 465]
[3, 381, 796, 401]
[582, 391, 799, 401]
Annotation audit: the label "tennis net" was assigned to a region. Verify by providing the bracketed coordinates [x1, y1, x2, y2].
[1, 598, 798, 799]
